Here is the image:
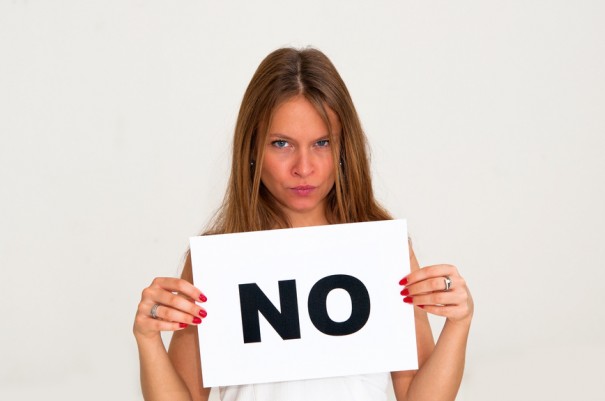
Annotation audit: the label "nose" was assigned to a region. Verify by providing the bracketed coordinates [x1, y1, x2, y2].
[292, 149, 314, 178]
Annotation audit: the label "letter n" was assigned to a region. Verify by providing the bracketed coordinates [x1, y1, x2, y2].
[238, 280, 301, 343]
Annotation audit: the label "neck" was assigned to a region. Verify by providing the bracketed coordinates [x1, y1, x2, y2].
[288, 212, 329, 228]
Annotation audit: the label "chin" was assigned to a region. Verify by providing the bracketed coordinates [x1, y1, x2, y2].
[286, 198, 321, 210]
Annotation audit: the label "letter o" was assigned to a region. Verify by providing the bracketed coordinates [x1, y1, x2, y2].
[307, 274, 370, 336]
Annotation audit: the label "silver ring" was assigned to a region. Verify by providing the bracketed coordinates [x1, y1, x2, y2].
[444, 276, 452, 291]
[150, 303, 161, 319]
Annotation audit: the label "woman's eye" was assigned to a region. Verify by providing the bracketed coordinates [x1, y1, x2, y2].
[316, 139, 330, 148]
[271, 140, 289, 148]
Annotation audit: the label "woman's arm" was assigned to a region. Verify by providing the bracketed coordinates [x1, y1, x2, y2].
[391, 244, 473, 401]
[168, 254, 211, 401]
[133, 253, 209, 401]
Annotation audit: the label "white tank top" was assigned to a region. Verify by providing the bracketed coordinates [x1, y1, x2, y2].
[219, 373, 390, 401]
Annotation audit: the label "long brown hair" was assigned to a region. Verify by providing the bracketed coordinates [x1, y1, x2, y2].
[205, 47, 391, 234]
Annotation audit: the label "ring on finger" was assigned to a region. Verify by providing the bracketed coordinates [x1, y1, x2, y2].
[150, 303, 161, 319]
[443, 276, 452, 291]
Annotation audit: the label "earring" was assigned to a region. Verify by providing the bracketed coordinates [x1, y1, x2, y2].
[250, 160, 255, 167]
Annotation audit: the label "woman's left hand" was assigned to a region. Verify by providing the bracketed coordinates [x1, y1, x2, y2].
[400, 264, 474, 324]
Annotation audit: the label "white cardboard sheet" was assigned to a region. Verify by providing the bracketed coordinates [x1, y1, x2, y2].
[189, 219, 417, 387]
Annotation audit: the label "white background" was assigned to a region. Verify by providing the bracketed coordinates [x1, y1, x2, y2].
[1, 1, 603, 400]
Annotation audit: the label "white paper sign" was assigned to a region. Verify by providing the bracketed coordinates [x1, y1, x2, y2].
[189, 219, 417, 387]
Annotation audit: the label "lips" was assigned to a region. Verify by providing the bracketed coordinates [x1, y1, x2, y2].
[291, 185, 316, 196]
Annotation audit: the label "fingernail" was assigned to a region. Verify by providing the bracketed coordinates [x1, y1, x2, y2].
[399, 277, 408, 286]
[400, 288, 409, 296]
[199, 294, 207, 302]
[193, 317, 202, 324]
[199, 310, 207, 318]
[403, 296, 413, 304]
[179, 323, 188, 328]
[418, 305, 425, 309]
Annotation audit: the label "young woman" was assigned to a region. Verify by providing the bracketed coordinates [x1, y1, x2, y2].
[133, 47, 473, 401]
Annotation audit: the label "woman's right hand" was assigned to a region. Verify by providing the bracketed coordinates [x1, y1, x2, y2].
[133, 277, 208, 341]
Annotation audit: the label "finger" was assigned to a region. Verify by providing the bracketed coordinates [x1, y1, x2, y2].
[153, 277, 207, 302]
[173, 293, 209, 318]
[414, 304, 460, 319]
[149, 277, 207, 303]
[150, 319, 190, 331]
[401, 276, 453, 296]
[137, 287, 208, 324]
[141, 285, 207, 320]
[145, 289, 208, 324]
[417, 301, 473, 322]
[403, 288, 465, 307]
[401, 264, 459, 286]
[134, 313, 190, 334]
[175, 290, 208, 305]
[149, 303, 205, 325]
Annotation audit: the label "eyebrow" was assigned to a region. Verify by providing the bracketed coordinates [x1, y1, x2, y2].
[266, 133, 332, 141]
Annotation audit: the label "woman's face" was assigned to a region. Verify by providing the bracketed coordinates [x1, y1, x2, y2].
[260, 95, 341, 227]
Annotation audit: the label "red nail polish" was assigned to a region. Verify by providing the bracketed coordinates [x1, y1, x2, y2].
[199, 294, 207, 302]
[403, 296, 413, 304]
[400, 288, 409, 296]
[193, 317, 202, 324]
[399, 277, 408, 286]
[418, 305, 425, 309]
[179, 323, 188, 328]
[199, 310, 207, 318]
